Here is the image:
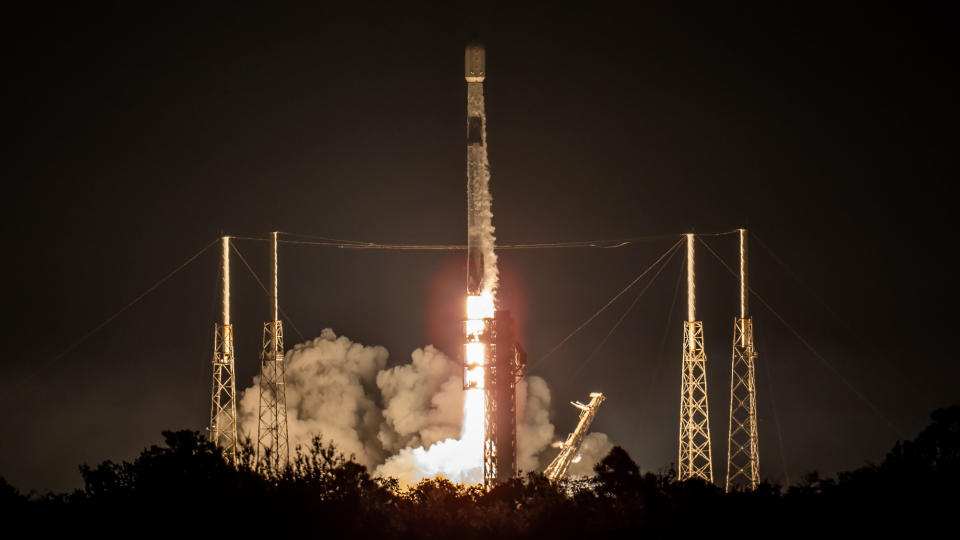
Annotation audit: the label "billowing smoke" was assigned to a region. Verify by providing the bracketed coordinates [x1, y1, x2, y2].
[376, 345, 463, 454]
[238, 329, 389, 469]
[566, 432, 614, 477]
[517, 376, 555, 472]
[238, 329, 574, 484]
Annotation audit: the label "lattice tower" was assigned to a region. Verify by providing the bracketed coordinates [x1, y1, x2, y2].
[678, 234, 714, 482]
[726, 229, 759, 491]
[257, 231, 289, 471]
[210, 236, 238, 465]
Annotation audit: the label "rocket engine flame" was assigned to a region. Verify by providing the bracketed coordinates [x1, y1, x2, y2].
[381, 291, 493, 486]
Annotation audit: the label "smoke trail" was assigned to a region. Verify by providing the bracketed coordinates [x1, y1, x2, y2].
[466, 77, 498, 296]
[478, 114, 498, 296]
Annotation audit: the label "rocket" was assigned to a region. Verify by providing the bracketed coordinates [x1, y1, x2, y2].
[465, 42, 487, 295]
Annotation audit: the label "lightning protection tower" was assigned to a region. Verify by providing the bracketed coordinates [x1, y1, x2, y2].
[678, 234, 714, 483]
[725, 229, 759, 491]
[257, 232, 289, 471]
[210, 236, 239, 465]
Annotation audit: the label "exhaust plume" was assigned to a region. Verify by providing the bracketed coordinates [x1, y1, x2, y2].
[566, 432, 614, 477]
[239, 329, 389, 469]
[238, 330, 591, 485]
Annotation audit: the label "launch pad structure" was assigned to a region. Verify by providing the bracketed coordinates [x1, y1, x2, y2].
[485, 311, 527, 485]
[545, 393, 606, 481]
[725, 229, 759, 491]
[200, 42, 766, 490]
[678, 234, 714, 483]
[210, 237, 239, 466]
[257, 231, 290, 471]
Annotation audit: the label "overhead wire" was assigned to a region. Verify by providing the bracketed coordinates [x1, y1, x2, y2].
[696, 236, 904, 438]
[274, 238, 647, 251]
[754, 321, 792, 486]
[230, 230, 740, 251]
[529, 238, 683, 370]
[10, 237, 222, 389]
[228, 241, 306, 344]
[639, 254, 685, 426]
[751, 232, 850, 330]
[9, 229, 736, 404]
[563, 243, 681, 388]
[199, 253, 222, 405]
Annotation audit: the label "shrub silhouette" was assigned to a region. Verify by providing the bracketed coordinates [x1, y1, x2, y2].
[2, 405, 957, 538]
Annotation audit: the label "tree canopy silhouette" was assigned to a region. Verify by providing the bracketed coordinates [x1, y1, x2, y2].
[2, 405, 957, 538]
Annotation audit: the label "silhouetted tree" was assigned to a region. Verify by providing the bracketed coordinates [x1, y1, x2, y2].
[3, 405, 959, 539]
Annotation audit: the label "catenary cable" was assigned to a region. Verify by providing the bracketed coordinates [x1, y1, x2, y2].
[529, 239, 683, 370]
[696, 236, 903, 438]
[229, 241, 306, 344]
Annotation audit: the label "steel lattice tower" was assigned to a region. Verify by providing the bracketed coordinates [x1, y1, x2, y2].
[678, 234, 714, 482]
[257, 232, 289, 471]
[210, 236, 238, 465]
[726, 229, 759, 491]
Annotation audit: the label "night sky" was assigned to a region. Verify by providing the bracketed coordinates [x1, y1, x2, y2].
[4, 3, 957, 492]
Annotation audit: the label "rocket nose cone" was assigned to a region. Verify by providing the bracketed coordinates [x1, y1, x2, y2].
[465, 42, 486, 82]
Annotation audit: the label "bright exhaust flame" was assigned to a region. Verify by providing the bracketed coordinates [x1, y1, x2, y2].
[385, 290, 494, 486]
[464, 290, 494, 391]
[462, 289, 495, 468]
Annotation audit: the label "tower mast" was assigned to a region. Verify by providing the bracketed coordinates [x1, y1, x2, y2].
[257, 231, 289, 471]
[210, 236, 238, 465]
[726, 229, 759, 491]
[678, 233, 714, 482]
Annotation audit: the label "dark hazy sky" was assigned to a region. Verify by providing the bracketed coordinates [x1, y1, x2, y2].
[3, 3, 956, 492]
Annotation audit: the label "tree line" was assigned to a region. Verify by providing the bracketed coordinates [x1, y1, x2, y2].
[2, 405, 957, 538]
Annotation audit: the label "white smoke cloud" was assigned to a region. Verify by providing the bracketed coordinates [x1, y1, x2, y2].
[238, 328, 389, 469]
[517, 376, 555, 473]
[239, 329, 602, 484]
[566, 432, 614, 477]
[376, 345, 463, 454]
[374, 374, 558, 486]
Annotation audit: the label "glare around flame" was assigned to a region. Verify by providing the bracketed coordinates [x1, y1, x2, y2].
[391, 291, 494, 487]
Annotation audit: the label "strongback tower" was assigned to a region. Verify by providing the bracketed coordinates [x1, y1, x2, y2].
[489, 310, 525, 485]
[210, 236, 239, 465]
[257, 231, 289, 470]
[725, 229, 759, 491]
[678, 234, 714, 482]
